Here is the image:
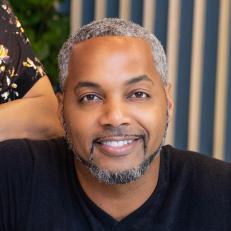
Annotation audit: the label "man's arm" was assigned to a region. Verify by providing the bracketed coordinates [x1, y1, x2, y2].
[0, 76, 64, 141]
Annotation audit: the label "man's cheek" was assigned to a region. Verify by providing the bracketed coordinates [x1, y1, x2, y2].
[72, 129, 92, 151]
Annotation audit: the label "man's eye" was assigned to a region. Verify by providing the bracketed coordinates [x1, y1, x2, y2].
[129, 91, 150, 99]
[79, 94, 101, 102]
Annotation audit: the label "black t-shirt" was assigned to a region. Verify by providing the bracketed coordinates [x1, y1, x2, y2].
[0, 0, 45, 103]
[0, 138, 231, 231]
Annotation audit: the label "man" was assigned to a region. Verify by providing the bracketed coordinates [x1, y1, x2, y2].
[0, 18, 231, 230]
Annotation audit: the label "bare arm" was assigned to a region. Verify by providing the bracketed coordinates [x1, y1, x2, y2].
[0, 76, 64, 141]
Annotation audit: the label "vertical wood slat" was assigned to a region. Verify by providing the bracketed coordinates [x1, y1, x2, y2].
[71, 0, 82, 34]
[119, 0, 131, 20]
[94, 0, 106, 21]
[188, 0, 206, 151]
[165, 0, 181, 145]
[213, 0, 230, 160]
[142, 0, 156, 33]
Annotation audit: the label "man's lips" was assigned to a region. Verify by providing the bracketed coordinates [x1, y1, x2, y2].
[94, 136, 142, 156]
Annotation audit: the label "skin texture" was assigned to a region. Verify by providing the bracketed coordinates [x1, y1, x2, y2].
[58, 36, 174, 220]
[0, 76, 64, 141]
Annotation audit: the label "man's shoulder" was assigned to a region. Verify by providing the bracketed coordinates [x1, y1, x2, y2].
[0, 138, 68, 170]
[164, 145, 230, 168]
[163, 145, 231, 186]
[0, 138, 74, 228]
[0, 137, 67, 152]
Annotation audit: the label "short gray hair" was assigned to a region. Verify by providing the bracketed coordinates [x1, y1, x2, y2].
[58, 18, 168, 90]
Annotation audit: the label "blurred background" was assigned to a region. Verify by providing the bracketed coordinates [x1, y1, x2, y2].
[10, 0, 70, 85]
[10, 0, 231, 161]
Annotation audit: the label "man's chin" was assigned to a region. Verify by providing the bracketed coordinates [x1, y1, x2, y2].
[75, 151, 157, 185]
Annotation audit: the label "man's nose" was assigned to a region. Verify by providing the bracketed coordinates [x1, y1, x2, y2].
[98, 100, 131, 128]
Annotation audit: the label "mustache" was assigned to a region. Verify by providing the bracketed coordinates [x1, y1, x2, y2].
[91, 126, 148, 142]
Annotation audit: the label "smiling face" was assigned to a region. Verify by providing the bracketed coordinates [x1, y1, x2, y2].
[60, 36, 173, 184]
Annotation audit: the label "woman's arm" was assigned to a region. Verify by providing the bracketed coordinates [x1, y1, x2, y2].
[0, 76, 64, 141]
[0, 0, 64, 140]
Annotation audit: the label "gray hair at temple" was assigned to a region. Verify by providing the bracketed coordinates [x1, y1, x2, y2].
[58, 18, 168, 90]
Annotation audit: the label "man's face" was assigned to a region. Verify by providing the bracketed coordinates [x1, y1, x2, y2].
[60, 36, 173, 184]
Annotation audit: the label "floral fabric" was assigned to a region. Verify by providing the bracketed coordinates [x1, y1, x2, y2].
[0, 0, 45, 103]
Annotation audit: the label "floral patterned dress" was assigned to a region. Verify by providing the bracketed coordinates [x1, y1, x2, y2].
[0, 0, 46, 103]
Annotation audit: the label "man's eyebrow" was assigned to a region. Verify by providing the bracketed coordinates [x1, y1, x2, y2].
[74, 81, 102, 91]
[125, 75, 154, 85]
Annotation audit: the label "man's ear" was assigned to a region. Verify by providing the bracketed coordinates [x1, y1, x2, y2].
[164, 83, 174, 118]
[56, 92, 64, 127]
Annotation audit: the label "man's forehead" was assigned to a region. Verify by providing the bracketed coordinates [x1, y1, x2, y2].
[68, 35, 155, 76]
[65, 35, 161, 87]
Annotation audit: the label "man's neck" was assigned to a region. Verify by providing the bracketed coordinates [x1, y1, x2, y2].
[75, 155, 160, 221]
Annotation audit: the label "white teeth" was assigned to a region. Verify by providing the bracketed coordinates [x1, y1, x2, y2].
[101, 140, 133, 147]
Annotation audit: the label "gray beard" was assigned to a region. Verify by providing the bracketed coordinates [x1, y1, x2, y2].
[74, 145, 161, 184]
[61, 105, 169, 185]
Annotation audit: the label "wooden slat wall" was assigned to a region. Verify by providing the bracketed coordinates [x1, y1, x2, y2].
[143, 0, 156, 33]
[95, 0, 106, 20]
[70, 0, 82, 34]
[70, 0, 231, 161]
[165, 0, 180, 146]
[188, 0, 206, 152]
[213, 0, 230, 160]
[119, 0, 131, 20]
